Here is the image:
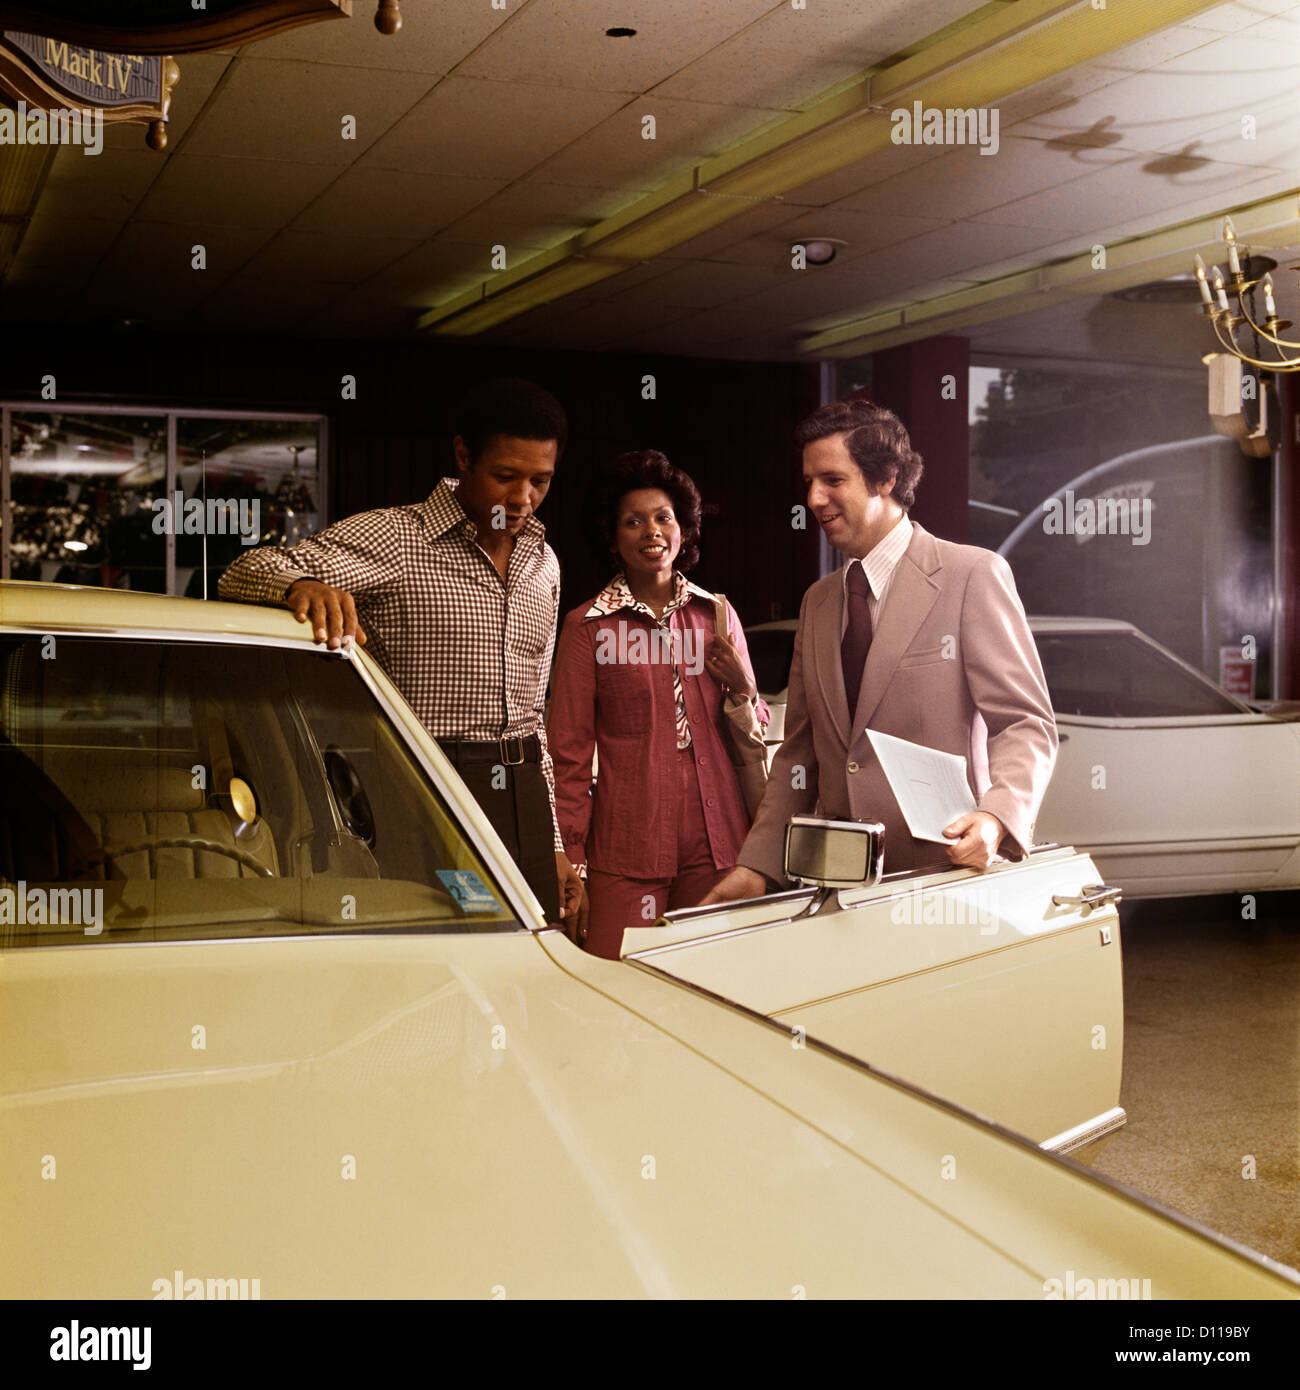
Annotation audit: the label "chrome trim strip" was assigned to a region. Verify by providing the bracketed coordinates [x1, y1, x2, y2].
[1078, 836, 1296, 854]
[840, 845, 1077, 907]
[625, 910, 814, 959]
[0, 620, 327, 648]
[1040, 1105, 1127, 1155]
[1052, 713, 1276, 729]
[651, 886, 818, 927]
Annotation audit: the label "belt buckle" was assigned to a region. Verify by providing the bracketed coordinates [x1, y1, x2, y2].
[499, 734, 525, 766]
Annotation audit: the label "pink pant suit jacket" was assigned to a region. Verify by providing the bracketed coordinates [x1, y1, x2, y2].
[548, 590, 769, 878]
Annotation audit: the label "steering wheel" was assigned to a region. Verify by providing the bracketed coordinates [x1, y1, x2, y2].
[81, 836, 274, 878]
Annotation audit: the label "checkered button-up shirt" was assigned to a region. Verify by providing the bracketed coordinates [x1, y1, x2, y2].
[218, 478, 564, 851]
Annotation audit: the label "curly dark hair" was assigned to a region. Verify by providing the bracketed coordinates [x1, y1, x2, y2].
[454, 377, 568, 464]
[585, 450, 703, 574]
[794, 400, 924, 508]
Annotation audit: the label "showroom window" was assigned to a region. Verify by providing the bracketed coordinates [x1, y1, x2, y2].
[1, 405, 326, 595]
[968, 363, 1275, 695]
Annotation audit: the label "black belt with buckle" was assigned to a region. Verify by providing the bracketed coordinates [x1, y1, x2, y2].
[436, 734, 541, 767]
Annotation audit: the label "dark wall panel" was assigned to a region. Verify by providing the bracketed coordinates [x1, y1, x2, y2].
[2, 329, 821, 634]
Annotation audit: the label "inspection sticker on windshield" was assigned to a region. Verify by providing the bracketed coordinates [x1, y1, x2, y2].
[437, 869, 502, 914]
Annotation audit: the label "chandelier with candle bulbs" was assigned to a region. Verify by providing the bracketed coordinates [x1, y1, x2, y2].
[1193, 217, 1299, 372]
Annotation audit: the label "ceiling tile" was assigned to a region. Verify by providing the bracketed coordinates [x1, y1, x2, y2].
[437, 181, 639, 250]
[1008, 34, 1300, 158]
[236, 229, 420, 282]
[364, 238, 502, 309]
[473, 296, 607, 349]
[528, 96, 790, 192]
[1086, 168, 1299, 245]
[193, 274, 353, 329]
[1185, 0, 1297, 33]
[971, 157, 1289, 232]
[658, 199, 815, 261]
[180, 57, 434, 164]
[34, 146, 164, 225]
[569, 259, 681, 301]
[291, 166, 508, 239]
[455, 0, 774, 93]
[1087, 24, 1224, 75]
[356, 77, 630, 179]
[295, 286, 419, 338]
[831, 135, 1134, 222]
[602, 259, 783, 311]
[797, 277, 981, 335]
[13, 213, 122, 271]
[134, 154, 341, 229]
[1145, 112, 1298, 174]
[779, 137, 947, 208]
[1149, 25, 1300, 77]
[164, 52, 237, 149]
[249, 1, 512, 73]
[648, 6, 887, 112]
[992, 63, 1128, 134]
[751, 221, 1068, 321]
[83, 223, 272, 306]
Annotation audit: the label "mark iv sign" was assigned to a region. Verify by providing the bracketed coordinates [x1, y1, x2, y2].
[0, 31, 177, 149]
[5, 32, 162, 107]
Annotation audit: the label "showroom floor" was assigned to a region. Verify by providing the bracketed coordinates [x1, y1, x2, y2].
[1091, 891, 1300, 1273]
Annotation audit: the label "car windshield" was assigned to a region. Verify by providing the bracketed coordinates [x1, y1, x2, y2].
[0, 636, 524, 944]
[1035, 631, 1247, 718]
[747, 628, 797, 695]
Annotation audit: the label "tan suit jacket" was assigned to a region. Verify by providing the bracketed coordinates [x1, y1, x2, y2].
[739, 522, 1058, 882]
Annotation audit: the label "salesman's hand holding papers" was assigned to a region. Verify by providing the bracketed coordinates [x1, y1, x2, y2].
[866, 730, 977, 843]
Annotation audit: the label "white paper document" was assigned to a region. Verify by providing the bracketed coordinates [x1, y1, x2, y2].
[866, 730, 977, 843]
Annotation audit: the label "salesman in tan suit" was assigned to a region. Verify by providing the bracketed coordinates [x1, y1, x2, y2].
[703, 399, 1057, 899]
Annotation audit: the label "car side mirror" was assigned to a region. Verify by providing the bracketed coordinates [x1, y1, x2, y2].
[784, 814, 884, 889]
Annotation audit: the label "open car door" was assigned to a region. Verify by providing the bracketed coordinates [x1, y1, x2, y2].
[622, 820, 1126, 1157]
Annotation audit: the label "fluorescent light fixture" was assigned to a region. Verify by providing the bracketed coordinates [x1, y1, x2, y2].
[798, 192, 1300, 357]
[416, 0, 1240, 338]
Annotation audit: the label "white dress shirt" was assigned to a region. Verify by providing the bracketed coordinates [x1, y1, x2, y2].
[839, 514, 913, 636]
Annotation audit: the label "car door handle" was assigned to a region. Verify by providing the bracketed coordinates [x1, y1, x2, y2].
[1051, 883, 1122, 913]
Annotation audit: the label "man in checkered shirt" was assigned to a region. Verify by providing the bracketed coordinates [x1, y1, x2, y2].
[219, 378, 586, 936]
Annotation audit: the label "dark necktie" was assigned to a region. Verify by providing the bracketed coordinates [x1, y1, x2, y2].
[841, 562, 873, 726]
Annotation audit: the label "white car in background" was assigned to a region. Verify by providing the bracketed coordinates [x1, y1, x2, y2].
[745, 616, 1300, 899]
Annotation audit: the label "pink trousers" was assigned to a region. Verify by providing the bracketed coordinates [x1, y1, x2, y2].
[584, 745, 730, 959]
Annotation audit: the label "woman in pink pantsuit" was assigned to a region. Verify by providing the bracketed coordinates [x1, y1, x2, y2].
[548, 451, 769, 959]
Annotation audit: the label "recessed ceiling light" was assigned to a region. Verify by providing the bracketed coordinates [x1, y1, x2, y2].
[794, 238, 847, 266]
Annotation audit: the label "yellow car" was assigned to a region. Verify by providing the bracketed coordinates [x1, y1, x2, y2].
[0, 582, 1294, 1299]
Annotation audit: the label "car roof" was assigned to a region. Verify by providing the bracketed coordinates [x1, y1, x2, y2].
[1026, 616, 1139, 633]
[0, 579, 312, 643]
[746, 615, 1141, 635]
